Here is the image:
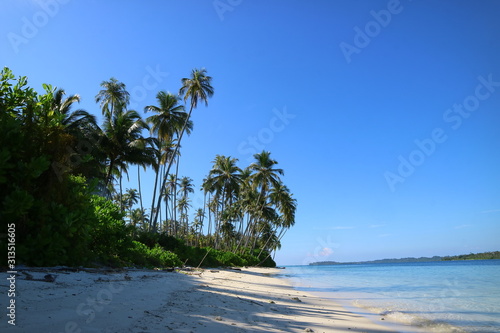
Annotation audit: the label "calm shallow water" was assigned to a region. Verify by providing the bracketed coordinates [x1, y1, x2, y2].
[280, 260, 500, 332]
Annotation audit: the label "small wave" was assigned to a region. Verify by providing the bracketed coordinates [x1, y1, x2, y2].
[353, 302, 468, 333]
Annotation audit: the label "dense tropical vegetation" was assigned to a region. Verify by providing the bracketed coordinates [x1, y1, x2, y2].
[0, 67, 296, 268]
[442, 251, 500, 261]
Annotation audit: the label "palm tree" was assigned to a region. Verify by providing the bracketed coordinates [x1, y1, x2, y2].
[248, 151, 284, 198]
[178, 176, 194, 236]
[176, 197, 191, 237]
[145, 92, 190, 142]
[258, 182, 296, 257]
[178, 176, 194, 202]
[150, 68, 214, 230]
[51, 88, 97, 134]
[130, 208, 149, 231]
[95, 78, 130, 118]
[165, 173, 178, 234]
[100, 108, 155, 191]
[203, 155, 243, 249]
[123, 188, 139, 222]
[240, 151, 285, 251]
[145, 91, 192, 232]
[193, 208, 205, 245]
[38, 85, 102, 184]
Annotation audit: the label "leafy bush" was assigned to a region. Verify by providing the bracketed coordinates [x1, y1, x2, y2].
[90, 195, 134, 265]
[124, 241, 182, 268]
[12, 176, 99, 266]
[215, 251, 247, 267]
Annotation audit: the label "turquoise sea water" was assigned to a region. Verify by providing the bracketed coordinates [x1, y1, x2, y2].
[280, 260, 500, 332]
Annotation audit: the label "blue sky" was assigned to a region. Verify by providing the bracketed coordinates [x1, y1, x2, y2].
[1, 0, 499, 265]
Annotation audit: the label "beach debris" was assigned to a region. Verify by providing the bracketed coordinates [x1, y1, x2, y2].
[305, 328, 314, 332]
[291, 297, 302, 302]
[227, 267, 242, 271]
[237, 296, 263, 306]
[269, 300, 276, 304]
[44, 274, 56, 282]
[144, 310, 163, 318]
[210, 270, 219, 273]
[22, 272, 33, 280]
[124, 274, 132, 281]
[215, 316, 223, 321]
[94, 277, 110, 283]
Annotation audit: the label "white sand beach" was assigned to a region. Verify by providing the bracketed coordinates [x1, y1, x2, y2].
[1, 267, 419, 333]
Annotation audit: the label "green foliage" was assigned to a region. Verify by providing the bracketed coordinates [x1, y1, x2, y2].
[0, 68, 287, 269]
[14, 176, 98, 266]
[89, 195, 134, 265]
[123, 241, 182, 268]
[442, 251, 500, 261]
[214, 250, 247, 267]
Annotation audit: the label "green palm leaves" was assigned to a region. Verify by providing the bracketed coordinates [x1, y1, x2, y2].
[95, 77, 130, 118]
[180, 68, 214, 110]
[203, 151, 296, 255]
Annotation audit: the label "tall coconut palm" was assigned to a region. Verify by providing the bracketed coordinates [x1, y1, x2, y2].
[95, 78, 130, 118]
[203, 155, 243, 248]
[151, 68, 214, 230]
[248, 151, 284, 197]
[203, 155, 243, 210]
[51, 88, 97, 134]
[145, 91, 193, 232]
[178, 176, 194, 202]
[145, 91, 190, 142]
[123, 188, 139, 222]
[238, 151, 285, 251]
[39, 85, 102, 184]
[176, 197, 191, 237]
[178, 176, 194, 236]
[193, 208, 205, 245]
[258, 182, 296, 257]
[100, 108, 155, 190]
[165, 173, 179, 235]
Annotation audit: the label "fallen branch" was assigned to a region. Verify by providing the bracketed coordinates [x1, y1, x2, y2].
[237, 296, 263, 307]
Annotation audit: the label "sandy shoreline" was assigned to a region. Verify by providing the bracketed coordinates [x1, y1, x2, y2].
[0, 267, 420, 332]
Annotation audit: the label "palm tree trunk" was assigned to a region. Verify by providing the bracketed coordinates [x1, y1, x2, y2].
[137, 166, 144, 222]
[151, 104, 194, 231]
[149, 164, 160, 231]
[119, 173, 123, 213]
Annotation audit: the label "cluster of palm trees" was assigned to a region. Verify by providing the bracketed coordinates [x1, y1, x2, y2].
[4, 65, 296, 257]
[201, 152, 297, 255]
[89, 69, 213, 231]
